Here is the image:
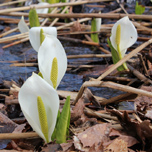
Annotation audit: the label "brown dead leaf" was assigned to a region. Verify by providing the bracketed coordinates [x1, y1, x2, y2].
[60, 140, 74, 151]
[71, 96, 97, 127]
[73, 136, 90, 152]
[109, 109, 152, 150]
[83, 88, 101, 108]
[134, 86, 152, 112]
[71, 97, 85, 123]
[15, 138, 42, 151]
[109, 129, 139, 147]
[104, 139, 128, 152]
[70, 20, 82, 32]
[77, 123, 111, 148]
[41, 143, 61, 152]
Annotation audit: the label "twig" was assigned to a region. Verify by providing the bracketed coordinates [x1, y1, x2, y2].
[84, 107, 118, 121]
[14, 13, 152, 21]
[127, 64, 152, 85]
[0, 32, 28, 43]
[58, 36, 101, 46]
[74, 80, 152, 105]
[50, 5, 70, 27]
[0, 0, 26, 7]
[67, 54, 111, 58]
[57, 18, 91, 30]
[99, 93, 136, 105]
[0, 132, 39, 140]
[0, 0, 112, 14]
[84, 34, 111, 54]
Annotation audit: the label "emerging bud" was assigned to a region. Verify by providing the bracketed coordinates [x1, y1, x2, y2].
[29, 8, 40, 27]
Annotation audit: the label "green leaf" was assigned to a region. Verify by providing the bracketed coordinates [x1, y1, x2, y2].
[29, 8, 40, 27]
[56, 96, 71, 143]
[47, 0, 59, 3]
[107, 38, 127, 71]
[135, 1, 145, 15]
[51, 110, 60, 141]
[91, 18, 99, 43]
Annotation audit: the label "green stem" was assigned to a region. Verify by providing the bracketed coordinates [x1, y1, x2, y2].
[117, 44, 128, 70]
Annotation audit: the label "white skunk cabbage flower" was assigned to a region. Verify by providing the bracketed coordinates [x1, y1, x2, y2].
[110, 16, 137, 58]
[29, 27, 57, 52]
[95, 12, 102, 32]
[36, 2, 49, 14]
[18, 16, 29, 33]
[18, 73, 59, 143]
[38, 35, 67, 89]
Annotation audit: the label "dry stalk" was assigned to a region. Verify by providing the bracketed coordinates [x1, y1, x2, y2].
[0, 0, 112, 14]
[2, 37, 29, 49]
[68, 54, 111, 58]
[0, 0, 26, 7]
[0, 32, 28, 43]
[99, 93, 135, 105]
[74, 80, 152, 105]
[84, 34, 111, 54]
[84, 107, 118, 121]
[127, 64, 152, 84]
[0, 132, 39, 140]
[58, 36, 101, 46]
[22, 13, 152, 21]
[50, 5, 70, 27]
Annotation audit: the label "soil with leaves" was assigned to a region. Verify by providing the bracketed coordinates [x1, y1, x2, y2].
[1, 0, 152, 152]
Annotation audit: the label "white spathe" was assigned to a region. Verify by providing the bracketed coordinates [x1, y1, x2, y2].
[36, 2, 49, 14]
[29, 27, 57, 52]
[38, 35, 67, 89]
[18, 16, 29, 33]
[18, 73, 59, 142]
[95, 12, 102, 32]
[110, 16, 137, 57]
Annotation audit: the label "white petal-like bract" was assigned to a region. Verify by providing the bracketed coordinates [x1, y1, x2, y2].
[29, 27, 57, 52]
[18, 16, 29, 33]
[110, 16, 137, 57]
[18, 73, 59, 142]
[36, 2, 49, 14]
[38, 35, 67, 89]
[95, 12, 102, 32]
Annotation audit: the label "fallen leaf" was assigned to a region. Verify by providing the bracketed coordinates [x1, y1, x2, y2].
[134, 86, 152, 112]
[73, 136, 89, 152]
[109, 109, 152, 150]
[109, 129, 139, 147]
[60, 140, 74, 151]
[70, 19, 82, 32]
[77, 123, 111, 148]
[71, 97, 85, 123]
[83, 88, 101, 108]
[41, 143, 61, 152]
[104, 139, 128, 152]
